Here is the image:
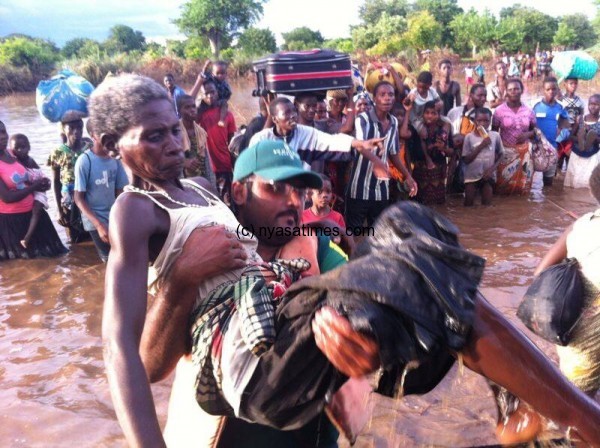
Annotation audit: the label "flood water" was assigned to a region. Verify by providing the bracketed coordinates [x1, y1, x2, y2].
[1, 79, 598, 447]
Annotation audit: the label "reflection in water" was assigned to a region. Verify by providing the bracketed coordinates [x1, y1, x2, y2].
[1, 82, 598, 447]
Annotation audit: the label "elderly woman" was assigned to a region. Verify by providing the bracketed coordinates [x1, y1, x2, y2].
[0, 120, 67, 260]
[98, 75, 600, 448]
[492, 78, 536, 195]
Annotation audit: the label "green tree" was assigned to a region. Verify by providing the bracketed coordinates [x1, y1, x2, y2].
[62, 38, 99, 58]
[237, 27, 277, 56]
[400, 11, 443, 52]
[559, 14, 597, 49]
[174, 0, 264, 58]
[144, 42, 166, 59]
[495, 16, 526, 54]
[166, 40, 186, 58]
[104, 24, 146, 54]
[449, 9, 497, 57]
[0, 37, 59, 73]
[413, 0, 463, 47]
[352, 12, 406, 51]
[499, 6, 557, 53]
[554, 22, 577, 49]
[358, 0, 409, 26]
[323, 38, 354, 53]
[281, 27, 324, 51]
[184, 36, 212, 59]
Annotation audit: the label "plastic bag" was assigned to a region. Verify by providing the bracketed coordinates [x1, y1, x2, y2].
[517, 258, 584, 346]
[551, 51, 598, 81]
[531, 128, 558, 172]
[36, 70, 95, 123]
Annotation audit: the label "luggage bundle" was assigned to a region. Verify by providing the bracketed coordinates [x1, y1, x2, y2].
[36, 69, 95, 123]
[551, 51, 598, 81]
[252, 49, 353, 96]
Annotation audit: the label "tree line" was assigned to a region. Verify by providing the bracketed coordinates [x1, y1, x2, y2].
[1, 0, 600, 89]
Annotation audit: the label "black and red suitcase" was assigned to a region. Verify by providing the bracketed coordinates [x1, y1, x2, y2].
[252, 49, 352, 96]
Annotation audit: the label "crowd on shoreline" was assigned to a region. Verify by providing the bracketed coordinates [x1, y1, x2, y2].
[2, 52, 600, 447]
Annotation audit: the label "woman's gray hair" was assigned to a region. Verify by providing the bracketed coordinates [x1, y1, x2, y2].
[88, 74, 170, 138]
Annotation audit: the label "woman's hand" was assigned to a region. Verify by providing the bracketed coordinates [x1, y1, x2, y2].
[313, 306, 380, 377]
[405, 176, 418, 197]
[171, 225, 247, 290]
[32, 177, 51, 192]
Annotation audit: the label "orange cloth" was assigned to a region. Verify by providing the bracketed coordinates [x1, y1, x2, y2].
[495, 142, 533, 195]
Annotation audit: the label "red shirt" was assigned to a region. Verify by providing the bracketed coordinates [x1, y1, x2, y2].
[0, 160, 34, 214]
[302, 208, 346, 229]
[198, 107, 236, 173]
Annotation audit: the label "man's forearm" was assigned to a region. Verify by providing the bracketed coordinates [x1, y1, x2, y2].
[140, 281, 198, 382]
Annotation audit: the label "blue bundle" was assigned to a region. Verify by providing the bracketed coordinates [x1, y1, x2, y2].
[36, 70, 95, 123]
[551, 51, 598, 81]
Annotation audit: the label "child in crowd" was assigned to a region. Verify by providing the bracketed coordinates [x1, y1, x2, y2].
[474, 61, 485, 84]
[8, 134, 49, 248]
[462, 108, 504, 206]
[302, 175, 346, 229]
[408, 101, 453, 205]
[464, 65, 474, 90]
[408, 71, 443, 139]
[315, 99, 328, 121]
[558, 77, 585, 171]
[435, 59, 462, 115]
[202, 60, 232, 127]
[532, 77, 570, 186]
[564, 94, 600, 188]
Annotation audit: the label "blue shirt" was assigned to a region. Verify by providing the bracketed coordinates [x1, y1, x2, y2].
[532, 100, 569, 148]
[172, 86, 186, 117]
[74, 150, 128, 231]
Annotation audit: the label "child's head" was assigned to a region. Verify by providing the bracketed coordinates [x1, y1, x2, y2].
[473, 107, 492, 130]
[392, 101, 406, 122]
[315, 100, 327, 120]
[422, 100, 439, 124]
[564, 77, 579, 95]
[177, 94, 198, 122]
[543, 77, 559, 103]
[294, 93, 318, 123]
[8, 134, 30, 162]
[61, 119, 83, 148]
[212, 61, 228, 82]
[354, 92, 372, 114]
[416, 71, 433, 95]
[495, 61, 507, 77]
[588, 94, 600, 116]
[311, 175, 333, 209]
[438, 59, 452, 78]
[590, 163, 600, 203]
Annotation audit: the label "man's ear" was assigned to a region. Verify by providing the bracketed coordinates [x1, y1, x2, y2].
[231, 181, 248, 206]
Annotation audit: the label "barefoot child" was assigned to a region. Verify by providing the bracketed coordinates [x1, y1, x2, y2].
[462, 108, 504, 206]
[9, 134, 49, 248]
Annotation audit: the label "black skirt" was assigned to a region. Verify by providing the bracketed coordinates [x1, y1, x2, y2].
[0, 210, 68, 260]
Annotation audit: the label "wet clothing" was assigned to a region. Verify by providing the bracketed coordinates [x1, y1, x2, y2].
[462, 131, 504, 183]
[556, 209, 600, 393]
[0, 159, 66, 260]
[240, 202, 484, 429]
[532, 100, 569, 149]
[565, 117, 600, 188]
[495, 142, 534, 195]
[559, 95, 585, 125]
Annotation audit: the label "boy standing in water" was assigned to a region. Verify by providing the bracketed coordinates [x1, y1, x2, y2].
[558, 77, 585, 171]
[9, 134, 49, 248]
[532, 77, 569, 186]
[462, 108, 504, 206]
[73, 125, 128, 262]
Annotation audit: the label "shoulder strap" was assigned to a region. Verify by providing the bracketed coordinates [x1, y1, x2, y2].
[181, 178, 221, 202]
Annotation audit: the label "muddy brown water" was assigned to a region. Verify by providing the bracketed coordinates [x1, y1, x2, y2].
[0, 79, 598, 447]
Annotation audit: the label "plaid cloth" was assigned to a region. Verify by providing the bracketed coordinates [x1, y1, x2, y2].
[190, 258, 310, 415]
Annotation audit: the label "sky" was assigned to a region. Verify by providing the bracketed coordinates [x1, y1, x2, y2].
[0, 0, 597, 47]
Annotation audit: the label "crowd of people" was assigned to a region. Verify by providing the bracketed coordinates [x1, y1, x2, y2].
[2, 56, 600, 447]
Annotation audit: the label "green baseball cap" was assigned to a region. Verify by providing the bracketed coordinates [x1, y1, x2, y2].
[233, 139, 323, 189]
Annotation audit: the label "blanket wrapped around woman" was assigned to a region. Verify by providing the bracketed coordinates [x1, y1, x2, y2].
[190, 201, 486, 431]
